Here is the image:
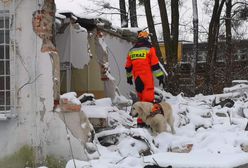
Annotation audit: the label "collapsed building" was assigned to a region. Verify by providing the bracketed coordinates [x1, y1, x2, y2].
[0, 0, 136, 165]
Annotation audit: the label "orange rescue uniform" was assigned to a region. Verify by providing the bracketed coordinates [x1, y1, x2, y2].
[125, 39, 164, 103]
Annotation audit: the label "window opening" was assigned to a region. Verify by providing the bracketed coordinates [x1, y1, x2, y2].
[0, 2, 16, 119]
[0, 10, 10, 112]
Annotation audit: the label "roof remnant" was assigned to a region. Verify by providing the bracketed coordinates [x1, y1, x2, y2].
[56, 12, 137, 42]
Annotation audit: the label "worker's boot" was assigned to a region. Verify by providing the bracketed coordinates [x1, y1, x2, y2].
[137, 118, 149, 128]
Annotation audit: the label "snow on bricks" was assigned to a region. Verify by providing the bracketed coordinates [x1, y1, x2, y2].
[60, 92, 81, 112]
[60, 99, 81, 112]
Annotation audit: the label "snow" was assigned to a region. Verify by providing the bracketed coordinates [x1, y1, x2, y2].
[232, 80, 248, 84]
[60, 84, 248, 168]
[223, 84, 248, 93]
[144, 152, 248, 168]
[82, 106, 115, 118]
[53, 1, 248, 167]
[60, 92, 81, 105]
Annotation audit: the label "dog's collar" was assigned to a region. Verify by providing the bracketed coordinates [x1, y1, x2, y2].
[146, 103, 164, 119]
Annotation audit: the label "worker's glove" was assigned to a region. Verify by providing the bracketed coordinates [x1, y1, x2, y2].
[127, 76, 133, 85]
[157, 75, 165, 87]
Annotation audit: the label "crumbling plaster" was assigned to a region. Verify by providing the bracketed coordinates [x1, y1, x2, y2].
[0, 0, 90, 162]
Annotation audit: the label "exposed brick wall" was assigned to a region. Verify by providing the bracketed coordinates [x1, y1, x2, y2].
[32, 0, 60, 102]
[32, 0, 57, 53]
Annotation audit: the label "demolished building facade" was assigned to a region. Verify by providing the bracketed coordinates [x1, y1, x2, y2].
[0, 0, 137, 165]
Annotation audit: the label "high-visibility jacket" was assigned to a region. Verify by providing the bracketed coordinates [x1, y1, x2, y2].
[125, 39, 163, 102]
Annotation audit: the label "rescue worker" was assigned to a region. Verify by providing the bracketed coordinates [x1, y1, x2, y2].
[125, 31, 165, 127]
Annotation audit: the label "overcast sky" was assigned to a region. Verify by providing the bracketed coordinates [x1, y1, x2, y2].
[55, 0, 212, 42]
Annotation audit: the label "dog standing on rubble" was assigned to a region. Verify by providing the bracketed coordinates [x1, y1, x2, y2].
[130, 101, 175, 134]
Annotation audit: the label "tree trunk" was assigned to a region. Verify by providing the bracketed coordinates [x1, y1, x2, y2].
[157, 0, 171, 64]
[171, 0, 179, 65]
[169, 0, 180, 94]
[143, 0, 163, 61]
[191, 0, 199, 95]
[129, 0, 138, 27]
[205, 0, 226, 94]
[225, 0, 232, 86]
[157, 0, 179, 94]
[119, 0, 128, 27]
[157, 0, 172, 91]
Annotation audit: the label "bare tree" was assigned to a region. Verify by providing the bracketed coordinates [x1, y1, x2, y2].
[119, 0, 128, 27]
[157, 0, 171, 63]
[143, 0, 163, 61]
[157, 0, 179, 93]
[225, 0, 232, 86]
[129, 0, 138, 27]
[191, 0, 199, 94]
[204, 0, 226, 94]
[171, 0, 179, 66]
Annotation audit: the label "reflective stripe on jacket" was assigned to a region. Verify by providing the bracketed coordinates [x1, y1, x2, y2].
[125, 40, 162, 80]
[125, 39, 163, 102]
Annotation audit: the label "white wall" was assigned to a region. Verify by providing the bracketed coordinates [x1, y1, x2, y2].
[103, 34, 135, 98]
[0, 0, 87, 161]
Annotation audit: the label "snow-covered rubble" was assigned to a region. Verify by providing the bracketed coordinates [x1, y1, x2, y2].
[62, 84, 248, 168]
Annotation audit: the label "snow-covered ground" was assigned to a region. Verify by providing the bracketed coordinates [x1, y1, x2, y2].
[60, 83, 248, 168]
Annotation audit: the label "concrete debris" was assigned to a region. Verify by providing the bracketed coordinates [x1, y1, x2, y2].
[85, 142, 100, 160]
[212, 98, 235, 108]
[98, 134, 119, 146]
[88, 118, 108, 130]
[241, 144, 248, 152]
[78, 94, 95, 104]
[169, 144, 193, 153]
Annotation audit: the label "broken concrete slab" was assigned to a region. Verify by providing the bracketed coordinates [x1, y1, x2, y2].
[58, 111, 94, 144]
[170, 144, 193, 153]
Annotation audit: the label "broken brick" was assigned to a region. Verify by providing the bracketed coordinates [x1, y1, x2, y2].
[170, 144, 193, 153]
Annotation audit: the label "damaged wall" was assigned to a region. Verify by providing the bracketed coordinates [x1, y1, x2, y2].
[56, 23, 90, 69]
[0, 0, 91, 163]
[69, 28, 134, 100]
[32, 0, 60, 103]
[84, 30, 106, 98]
[56, 24, 105, 98]
[102, 33, 134, 98]
[55, 13, 136, 100]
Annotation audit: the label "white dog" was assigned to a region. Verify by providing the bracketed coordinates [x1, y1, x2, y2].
[130, 101, 175, 134]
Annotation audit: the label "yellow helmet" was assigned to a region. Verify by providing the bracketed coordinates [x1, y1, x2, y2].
[137, 31, 150, 39]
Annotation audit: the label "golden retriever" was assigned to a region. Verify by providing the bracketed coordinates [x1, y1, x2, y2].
[130, 101, 175, 134]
